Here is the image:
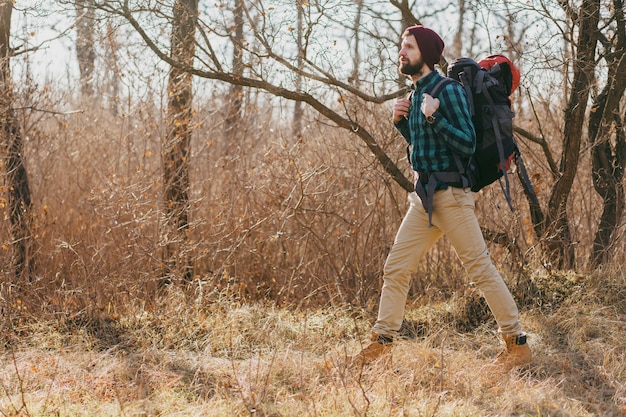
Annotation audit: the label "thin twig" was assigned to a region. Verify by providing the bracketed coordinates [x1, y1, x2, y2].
[13, 106, 84, 115]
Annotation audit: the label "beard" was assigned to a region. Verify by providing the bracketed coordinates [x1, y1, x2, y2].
[400, 58, 426, 76]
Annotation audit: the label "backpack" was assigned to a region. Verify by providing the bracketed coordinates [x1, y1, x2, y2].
[429, 54, 523, 209]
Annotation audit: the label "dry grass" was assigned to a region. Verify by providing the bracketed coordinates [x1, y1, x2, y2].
[2, 269, 625, 417]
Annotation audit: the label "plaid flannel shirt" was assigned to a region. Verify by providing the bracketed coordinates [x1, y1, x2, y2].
[395, 71, 476, 173]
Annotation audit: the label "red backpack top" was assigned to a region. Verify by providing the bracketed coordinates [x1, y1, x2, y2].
[478, 54, 521, 96]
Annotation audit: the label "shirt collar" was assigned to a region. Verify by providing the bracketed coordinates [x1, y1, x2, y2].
[414, 71, 440, 91]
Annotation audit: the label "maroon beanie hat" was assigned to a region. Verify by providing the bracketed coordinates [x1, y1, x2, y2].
[405, 25, 444, 70]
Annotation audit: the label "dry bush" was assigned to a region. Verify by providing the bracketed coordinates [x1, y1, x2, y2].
[1, 72, 619, 335]
[189, 98, 411, 307]
[0, 87, 485, 325]
[20, 99, 162, 312]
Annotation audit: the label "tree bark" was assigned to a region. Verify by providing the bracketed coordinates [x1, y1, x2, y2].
[350, 0, 363, 88]
[162, 0, 198, 284]
[590, 113, 625, 267]
[75, 0, 96, 97]
[452, 0, 465, 57]
[0, 0, 32, 281]
[104, 21, 121, 116]
[293, 0, 304, 137]
[224, 0, 244, 141]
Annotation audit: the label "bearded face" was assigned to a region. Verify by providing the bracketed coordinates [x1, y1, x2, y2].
[398, 34, 428, 79]
[399, 57, 425, 76]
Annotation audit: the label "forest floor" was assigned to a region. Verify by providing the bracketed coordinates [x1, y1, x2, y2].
[1, 271, 626, 416]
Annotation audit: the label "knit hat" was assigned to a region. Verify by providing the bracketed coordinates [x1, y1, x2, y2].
[405, 25, 444, 70]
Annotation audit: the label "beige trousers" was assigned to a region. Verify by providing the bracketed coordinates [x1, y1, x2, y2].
[372, 188, 523, 338]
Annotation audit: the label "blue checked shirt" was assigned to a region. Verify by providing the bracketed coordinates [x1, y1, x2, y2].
[395, 71, 475, 173]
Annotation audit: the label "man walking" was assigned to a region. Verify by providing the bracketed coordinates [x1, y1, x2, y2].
[354, 25, 531, 371]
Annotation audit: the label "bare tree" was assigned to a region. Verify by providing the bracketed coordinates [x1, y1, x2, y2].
[103, 0, 419, 193]
[540, 1, 600, 269]
[293, 0, 304, 137]
[349, 0, 364, 88]
[103, 20, 121, 116]
[162, 0, 198, 284]
[224, 0, 244, 141]
[0, 0, 32, 281]
[452, 0, 466, 57]
[75, 0, 96, 97]
[587, 0, 626, 267]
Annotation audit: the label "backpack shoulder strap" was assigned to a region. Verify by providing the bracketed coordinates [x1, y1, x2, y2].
[428, 77, 454, 98]
[429, 77, 471, 176]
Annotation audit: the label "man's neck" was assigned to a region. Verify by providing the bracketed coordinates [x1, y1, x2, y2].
[411, 67, 433, 84]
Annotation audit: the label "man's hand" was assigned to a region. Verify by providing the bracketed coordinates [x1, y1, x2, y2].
[393, 98, 411, 123]
[421, 93, 440, 117]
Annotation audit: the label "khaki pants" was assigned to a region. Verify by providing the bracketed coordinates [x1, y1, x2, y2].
[372, 188, 522, 338]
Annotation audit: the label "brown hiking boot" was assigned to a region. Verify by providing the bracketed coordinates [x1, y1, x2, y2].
[496, 334, 532, 371]
[351, 333, 393, 366]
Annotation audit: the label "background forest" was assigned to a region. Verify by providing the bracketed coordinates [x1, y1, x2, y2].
[1, 0, 626, 416]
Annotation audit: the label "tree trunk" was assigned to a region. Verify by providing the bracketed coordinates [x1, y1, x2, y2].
[162, 0, 198, 284]
[544, 0, 599, 269]
[293, 0, 304, 137]
[104, 21, 121, 116]
[0, 0, 32, 281]
[394, 0, 415, 87]
[75, 0, 96, 97]
[588, 37, 626, 267]
[452, 0, 465, 57]
[590, 117, 625, 267]
[224, 0, 244, 141]
[350, 0, 363, 88]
